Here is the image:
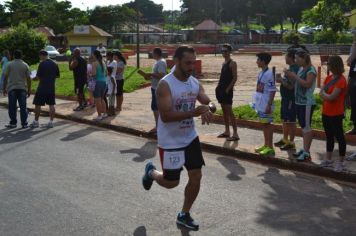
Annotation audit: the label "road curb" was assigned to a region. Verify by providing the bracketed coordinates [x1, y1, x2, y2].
[1, 102, 355, 184]
[211, 115, 356, 145]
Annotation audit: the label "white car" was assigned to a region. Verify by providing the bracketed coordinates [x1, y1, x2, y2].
[44, 45, 60, 59]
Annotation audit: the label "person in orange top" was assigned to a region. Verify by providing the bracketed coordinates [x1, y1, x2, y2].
[319, 55, 347, 172]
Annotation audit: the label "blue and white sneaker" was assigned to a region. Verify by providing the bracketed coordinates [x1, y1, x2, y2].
[142, 162, 156, 191]
[293, 149, 304, 157]
[296, 151, 311, 162]
[176, 212, 199, 231]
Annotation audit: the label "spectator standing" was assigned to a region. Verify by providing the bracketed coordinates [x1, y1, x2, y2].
[0, 50, 11, 93]
[3, 50, 31, 128]
[319, 56, 347, 172]
[253, 53, 277, 156]
[92, 50, 107, 121]
[285, 50, 317, 162]
[215, 44, 239, 141]
[106, 66, 116, 116]
[97, 43, 107, 57]
[86, 55, 95, 107]
[29, 50, 60, 128]
[346, 34, 356, 135]
[113, 51, 126, 112]
[145, 48, 167, 133]
[69, 48, 87, 111]
[274, 50, 300, 150]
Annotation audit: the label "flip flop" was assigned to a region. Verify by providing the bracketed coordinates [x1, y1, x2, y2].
[217, 133, 230, 138]
[226, 136, 240, 141]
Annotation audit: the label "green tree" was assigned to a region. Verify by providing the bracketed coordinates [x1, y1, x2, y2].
[0, 4, 9, 27]
[303, 0, 349, 33]
[0, 24, 47, 65]
[89, 5, 136, 33]
[124, 0, 164, 24]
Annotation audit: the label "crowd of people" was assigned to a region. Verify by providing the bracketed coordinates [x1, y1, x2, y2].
[2, 41, 356, 230]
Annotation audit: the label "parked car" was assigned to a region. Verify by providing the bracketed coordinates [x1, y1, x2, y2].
[44, 45, 60, 59]
[298, 26, 315, 35]
[249, 29, 263, 35]
[228, 29, 245, 35]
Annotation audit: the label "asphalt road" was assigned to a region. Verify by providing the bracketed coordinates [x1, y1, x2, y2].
[0, 107, 356, 236]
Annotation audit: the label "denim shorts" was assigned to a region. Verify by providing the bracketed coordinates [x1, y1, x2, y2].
[93, 81, 107, 98]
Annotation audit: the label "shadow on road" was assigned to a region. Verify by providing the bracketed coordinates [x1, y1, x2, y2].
[60, 127, 98, 141]
[133, 226, 147, 236]
[0, 120, 67, 145]
[217, 156, 246, 181]
[257, 167, 356, 235]
[121, 141, 157, 162]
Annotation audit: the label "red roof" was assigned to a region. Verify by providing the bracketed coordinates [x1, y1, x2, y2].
[194, 19, 222, 31]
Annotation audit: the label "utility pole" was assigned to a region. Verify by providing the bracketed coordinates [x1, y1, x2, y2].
[136, 0, 140, 68]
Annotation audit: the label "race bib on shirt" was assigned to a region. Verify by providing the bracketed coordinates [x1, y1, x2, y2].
[163, 150, 185, 170]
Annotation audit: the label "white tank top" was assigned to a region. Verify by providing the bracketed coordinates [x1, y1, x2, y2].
[157, 73, 200, 149]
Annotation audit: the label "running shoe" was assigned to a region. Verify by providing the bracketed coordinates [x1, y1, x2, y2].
[73, 106, 84, 112]
[259, 147, 275, 156]
[47, 121, 54, 128]
[102, 113, 108, 119]
[346, 152, 356, 161]
[280, 142, 296, 151]
[5, 124, 16, 128]
[255, 145, 267, 153]
[334, 161, 346, 172]
[93, 115, 103, 121]
[142, 162, 156, 191]
[274, 139, 287, 147]
[176, 212, 199, 231]
[296, 151, 311, 162]
[293, 149, 304, 157]
[29, 120, 39, 128]
[320, 160, 333, 168]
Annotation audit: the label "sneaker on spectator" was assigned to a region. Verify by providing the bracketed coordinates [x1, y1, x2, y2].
[293, 149, 304, 157]
[346, 152, 356, 161]
[334, 161, 346, 172]
[102, 113, 108, 119]
[5, 123, 17, 128]
[274, 139, 287, 147]
[280, 142, 296, 151]
[255, 145, 267, 153]
[93, 115, 103, 121]
[47, 121, 54, 128]
[29, 121, 39, 128]
[320, 160, 333, 168]
[297, 151, 311, 162]
[259, 147, 275, 156]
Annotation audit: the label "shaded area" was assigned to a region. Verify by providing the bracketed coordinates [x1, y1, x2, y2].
[121, 141, 157, 162]
[217, 156, 246, 181]
[257, 168, 356, 235]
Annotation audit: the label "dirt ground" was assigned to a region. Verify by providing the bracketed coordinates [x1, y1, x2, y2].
[127, 54, 350, 106]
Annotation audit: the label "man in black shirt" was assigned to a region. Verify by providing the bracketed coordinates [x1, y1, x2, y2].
[69, 48, 87, 111]
[215, 44, 239, 141]
[30, 50, 60, 128]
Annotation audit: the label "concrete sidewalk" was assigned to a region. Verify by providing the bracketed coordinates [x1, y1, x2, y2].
[1, 87, 356, 182]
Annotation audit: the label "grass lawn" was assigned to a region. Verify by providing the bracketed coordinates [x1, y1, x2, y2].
[26, 62, 151, 97]
[216, 96, 353, 131]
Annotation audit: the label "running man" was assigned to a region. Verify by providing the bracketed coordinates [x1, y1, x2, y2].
[142, 45, 216, 230]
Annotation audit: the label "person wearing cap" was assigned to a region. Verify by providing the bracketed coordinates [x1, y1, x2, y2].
[29, 50, 60, 128]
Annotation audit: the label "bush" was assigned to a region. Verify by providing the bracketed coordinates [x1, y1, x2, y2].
[283, 31, 305, 44]
[313, 30, 339, 44]
[0, 24, 47, 65]
[113, 39, 122, 50]
[337, 33, 354, 44]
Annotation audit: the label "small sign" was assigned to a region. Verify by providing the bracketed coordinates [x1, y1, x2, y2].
[74, 25, 90, 34]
